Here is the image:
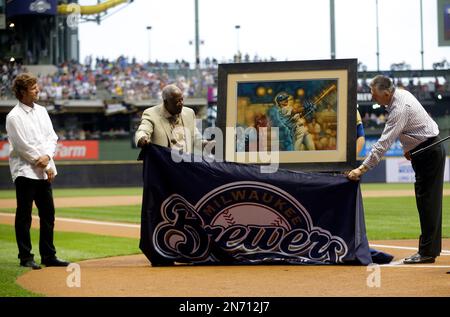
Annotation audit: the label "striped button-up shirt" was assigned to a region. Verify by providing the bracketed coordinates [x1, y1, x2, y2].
[362, 88, 439, 169]
[6, 102, 58, 182]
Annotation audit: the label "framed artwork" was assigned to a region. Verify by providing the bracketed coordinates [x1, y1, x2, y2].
[437, 0, 450, 46]
[217, 59, 357, 172]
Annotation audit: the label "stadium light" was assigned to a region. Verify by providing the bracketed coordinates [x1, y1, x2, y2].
[420, 0, 424, 70]
[146, 26, 152, 63]
[375, 0, 380, 71]
[195, 0, 200, 69]
[235, 25, 241, 53]
[330, 0, 336, 59]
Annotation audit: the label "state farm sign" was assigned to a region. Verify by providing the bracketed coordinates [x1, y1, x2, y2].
[55, 141, 99, 160]
[0, 141, 99, 161]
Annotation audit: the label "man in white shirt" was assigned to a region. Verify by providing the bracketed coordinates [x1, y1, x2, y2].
[6, 73, 70, 270]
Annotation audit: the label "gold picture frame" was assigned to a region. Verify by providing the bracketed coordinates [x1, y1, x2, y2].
[217, 59, 357, 172]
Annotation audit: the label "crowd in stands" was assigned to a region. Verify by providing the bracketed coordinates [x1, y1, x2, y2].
[90, 56, 217, 101]
[359, 109, 444, 130]
[0, 62, 24, 99]
[358, 77, 448, 98]
[360, 111, 387, 129]
[232, 52, 278, 63]
[0, 59, 97, 100]
[0, 56, 218, 102]
[55, 127, 128, 140]
[1, 57, 448, 102]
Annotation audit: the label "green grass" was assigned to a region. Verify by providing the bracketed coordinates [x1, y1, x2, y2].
[361, 182, 450, 191]
[0, 205, 141, 223]
[0, 224, 140, 297]
[45, 205, 141, 223]
[364, 196, 450, 240]
[0, 187, 142, 199]
[0, 183, 448, 199]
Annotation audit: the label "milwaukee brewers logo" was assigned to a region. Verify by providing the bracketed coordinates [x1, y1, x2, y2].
[153, 181, 348, 264]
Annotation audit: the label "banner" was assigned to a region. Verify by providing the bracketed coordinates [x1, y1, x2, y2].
[6, 0, 57, 17]
[0, 140, 99, 161]
[386, 157, 450, 183]
[139, 144, 376, 266]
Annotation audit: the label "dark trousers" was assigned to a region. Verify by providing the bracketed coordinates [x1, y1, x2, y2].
[411, 141, 446, 257]
[14, 176, 56, 262]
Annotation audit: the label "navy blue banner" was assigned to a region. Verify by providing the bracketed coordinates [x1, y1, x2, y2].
[6, 0, 57, 18]
[139, 144, 384, 266]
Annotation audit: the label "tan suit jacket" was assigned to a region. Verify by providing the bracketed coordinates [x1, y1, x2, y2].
[134, 104, 202, 153]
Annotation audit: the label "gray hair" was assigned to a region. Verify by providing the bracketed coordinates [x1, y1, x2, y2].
[162, 84, 181, 101]
[370, 75, 394, 93]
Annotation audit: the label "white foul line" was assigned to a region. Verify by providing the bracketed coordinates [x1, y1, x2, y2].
[370, 243, 450, 255]
[53, 216, 140, 228]
[0, 212, 139, 228]
[370, 244, 450, 269]
[379, 261, 450, 268]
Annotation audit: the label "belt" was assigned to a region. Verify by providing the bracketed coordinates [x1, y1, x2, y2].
[410, 136, 439, 155]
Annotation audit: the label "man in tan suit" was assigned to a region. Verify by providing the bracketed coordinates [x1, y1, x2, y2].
[136, 84, 207, 267]
[135, 84, 203, 153]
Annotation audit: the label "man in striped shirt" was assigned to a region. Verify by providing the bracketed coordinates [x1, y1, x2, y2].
[348, 75, 446, 264]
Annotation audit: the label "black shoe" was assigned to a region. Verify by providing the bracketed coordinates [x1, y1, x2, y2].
[20, 260, 41, 270]
[403, 253, 435, 264]
[42, 257, 70, 267]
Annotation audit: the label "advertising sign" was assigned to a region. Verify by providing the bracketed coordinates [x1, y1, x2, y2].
[6, 0, 57, 18]
[386, 157, 450, 183]
[0, 140, 99, 161]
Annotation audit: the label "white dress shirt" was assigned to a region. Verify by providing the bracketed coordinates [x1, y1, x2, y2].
[6, 102, 58, 182]
[363, 88, 439, 169]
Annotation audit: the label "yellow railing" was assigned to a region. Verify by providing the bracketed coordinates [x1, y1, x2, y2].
[58, 0, 128, 16]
